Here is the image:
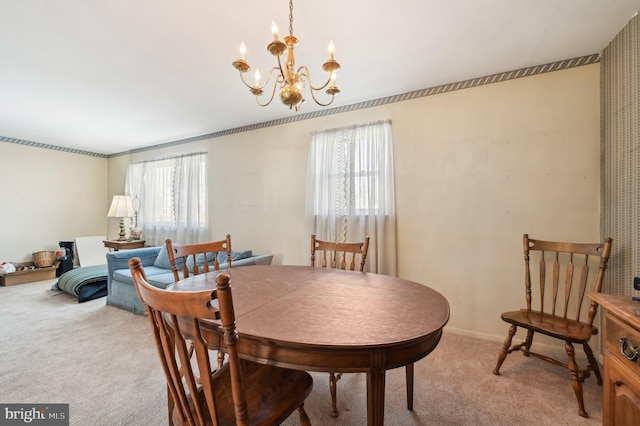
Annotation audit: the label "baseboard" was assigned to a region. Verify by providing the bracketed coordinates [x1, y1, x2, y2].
[443, 325, 602, 363]
[444, 326, 505, 343]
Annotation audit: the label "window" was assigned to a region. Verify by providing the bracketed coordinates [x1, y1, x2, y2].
[305, 120, 397, 275]
[126, 153, 208, 246]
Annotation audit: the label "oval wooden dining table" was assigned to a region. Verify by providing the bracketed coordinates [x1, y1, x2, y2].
[168, 264, 450, 426]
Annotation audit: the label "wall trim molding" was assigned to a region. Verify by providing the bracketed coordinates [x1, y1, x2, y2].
[0, 54, 600, 159]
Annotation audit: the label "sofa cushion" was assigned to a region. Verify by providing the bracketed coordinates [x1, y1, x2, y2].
[113, 265, 178, 289]
[147, 273, 181, 288]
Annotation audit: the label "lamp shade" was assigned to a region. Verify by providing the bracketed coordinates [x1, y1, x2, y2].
[107, 195, 134, 218]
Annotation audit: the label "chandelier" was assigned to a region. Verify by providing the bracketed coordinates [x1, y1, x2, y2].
[231, 0, 341, 112]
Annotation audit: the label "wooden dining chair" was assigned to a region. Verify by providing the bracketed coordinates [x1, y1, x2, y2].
[493, 234, 613, 418]
[166, 235, 232, 282]
[129, 257, 313, 426]
[311, 233, 415, 418]
[166, 235, 233, 369]
[311, 233, 370, 272]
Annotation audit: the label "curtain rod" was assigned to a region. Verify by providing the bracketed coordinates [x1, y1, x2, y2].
[131, 151, 207, 165]
[311, 119, 392, 136]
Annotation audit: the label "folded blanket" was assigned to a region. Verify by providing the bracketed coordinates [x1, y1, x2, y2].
[55, 265, 108, 302]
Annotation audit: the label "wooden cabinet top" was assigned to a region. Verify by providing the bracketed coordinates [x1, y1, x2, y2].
[588, 293, 640, 329]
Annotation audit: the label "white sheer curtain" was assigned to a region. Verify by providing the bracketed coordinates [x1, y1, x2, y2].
[305, 120, 397, 275]
[125, 153, 208, 246]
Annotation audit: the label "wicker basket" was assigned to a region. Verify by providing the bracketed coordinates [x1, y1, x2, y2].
[33, 250, 55, 268]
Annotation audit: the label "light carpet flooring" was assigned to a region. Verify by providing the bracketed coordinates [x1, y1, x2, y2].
[1, 278, 603, 425]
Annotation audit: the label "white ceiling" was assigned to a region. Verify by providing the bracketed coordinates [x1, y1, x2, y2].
[1, 1, 639, 156]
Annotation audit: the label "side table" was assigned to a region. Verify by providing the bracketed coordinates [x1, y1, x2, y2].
[103, 240, 146, 251]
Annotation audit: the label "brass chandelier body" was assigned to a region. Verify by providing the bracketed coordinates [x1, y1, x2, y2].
[232, 0, 341, 111]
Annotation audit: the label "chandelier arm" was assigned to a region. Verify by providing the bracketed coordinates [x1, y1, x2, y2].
[237, 67, 283, 92]
[307, 86, 336, 107]
[262, 67, 285, 90]
[298, 66, 332, 91]
[237, 71, 257, 90]
[255, 78, 281, 107]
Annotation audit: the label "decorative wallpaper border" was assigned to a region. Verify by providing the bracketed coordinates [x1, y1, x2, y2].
[0, 54, 600, 159]
[0, 135, 108, 158]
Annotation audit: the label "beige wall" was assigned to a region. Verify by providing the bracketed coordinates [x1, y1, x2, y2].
[0, 64, 599, 342]
[0, 143, 108, 263]
[106, 64, 600, 341]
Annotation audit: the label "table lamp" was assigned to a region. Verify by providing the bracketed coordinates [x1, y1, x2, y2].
[107, 195, 134, 241]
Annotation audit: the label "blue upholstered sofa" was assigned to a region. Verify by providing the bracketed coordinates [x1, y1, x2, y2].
[106, 245, 273, 315]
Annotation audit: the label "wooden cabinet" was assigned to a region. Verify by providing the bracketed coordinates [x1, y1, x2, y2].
[587, 293, 640, 425]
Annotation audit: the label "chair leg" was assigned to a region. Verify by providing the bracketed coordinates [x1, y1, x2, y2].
[329, 372, 341, 418]
[583, 342, 602, 385]
[217, 351, 225, 369]
[565, 341, 589, 418]
[167, 385, 175, 426]
[493, 324, 516, 375]
[406, 363, 414, 410]
[523, 329, 534, 356]
[297, 403, 311, 426]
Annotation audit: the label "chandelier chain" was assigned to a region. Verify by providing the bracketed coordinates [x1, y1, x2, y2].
[289, 0, 294, 36]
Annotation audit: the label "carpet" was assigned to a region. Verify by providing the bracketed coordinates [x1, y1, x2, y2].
[0, 279, 602, 425]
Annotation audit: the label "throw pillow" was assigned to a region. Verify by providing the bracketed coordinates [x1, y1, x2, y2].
[154, 245, 184, 270]
[217, 250, 253, 265]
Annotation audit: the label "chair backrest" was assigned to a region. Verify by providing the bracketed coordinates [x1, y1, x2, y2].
[522, 234, 612, 326]
[311, 234, 370, 271]
[166, 235, 232, 281]
[129, 257, 248, 426]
